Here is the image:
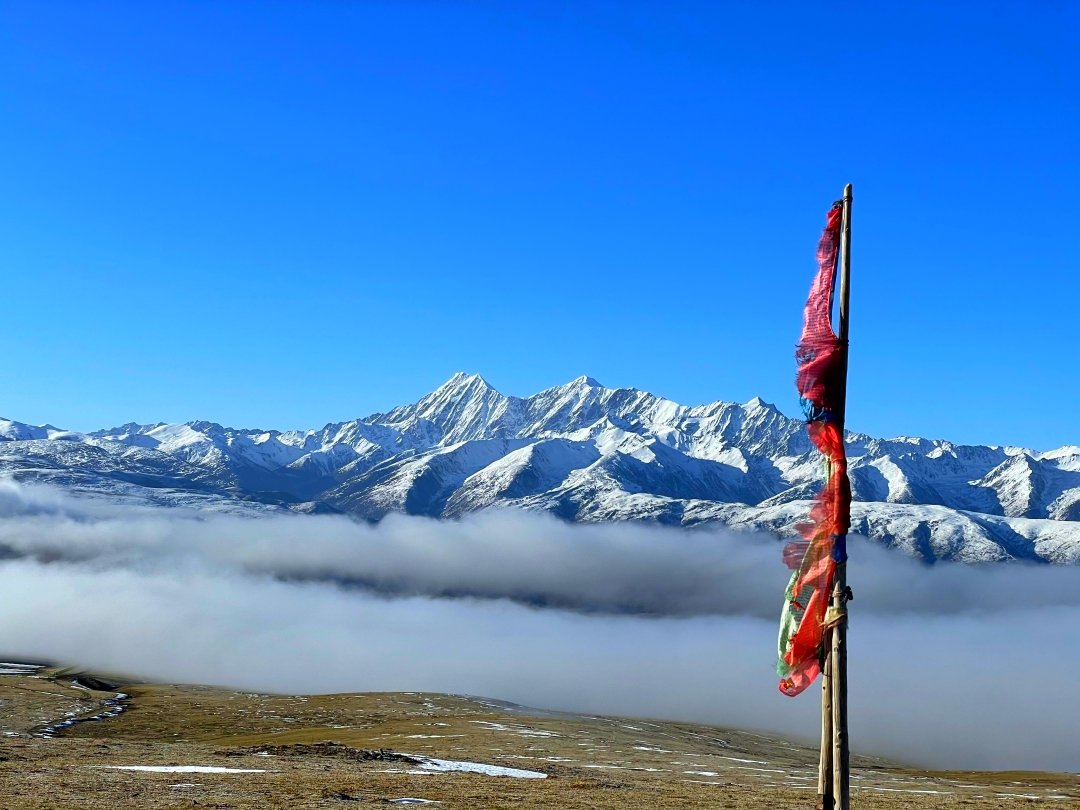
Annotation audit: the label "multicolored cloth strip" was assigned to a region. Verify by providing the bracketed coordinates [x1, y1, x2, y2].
[777, 203, 852, 698]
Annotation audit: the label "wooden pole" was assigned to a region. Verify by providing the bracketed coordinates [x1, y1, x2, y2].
[830, 182, 853, 810]
[817, 184, 851, 810]
[818, 643, 834, 808]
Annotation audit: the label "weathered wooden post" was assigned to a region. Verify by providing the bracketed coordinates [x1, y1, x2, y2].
[830, 182, 853, 810]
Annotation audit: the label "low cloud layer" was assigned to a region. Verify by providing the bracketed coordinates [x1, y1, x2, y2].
[0, 479, 1077, 771]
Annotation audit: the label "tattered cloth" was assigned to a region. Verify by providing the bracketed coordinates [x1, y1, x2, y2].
[776, 203, 852, 698]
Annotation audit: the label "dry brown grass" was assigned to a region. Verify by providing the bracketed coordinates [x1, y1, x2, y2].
[1, 666, 1077, 809]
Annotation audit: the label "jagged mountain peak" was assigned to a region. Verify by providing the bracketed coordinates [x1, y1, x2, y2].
[94, 421, 167, 436]
[184, 419, 234, 436]
[370, 372, 519, 448]
[1, 418, 71, 442]
[438, 371, 499, 392]
[1, 417, 60, 430]
[1042, 445, 1080, 460]
[533, 376, 615, 397]
[570, 375, 604, 388]
[408, 372, 507, 414]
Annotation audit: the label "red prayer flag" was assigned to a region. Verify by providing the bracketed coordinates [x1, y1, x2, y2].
[777, 202, 851, 697]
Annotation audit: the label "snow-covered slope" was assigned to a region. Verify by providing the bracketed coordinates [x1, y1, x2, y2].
[2, 372, 1078, 563]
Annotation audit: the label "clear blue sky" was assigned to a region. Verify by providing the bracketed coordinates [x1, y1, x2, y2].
[1, 1, 1076, 449]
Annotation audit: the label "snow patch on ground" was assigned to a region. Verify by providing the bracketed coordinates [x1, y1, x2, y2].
[0, 663, 43, 675]
[470, 720, 559, 737]
[407, 755, 547, 779]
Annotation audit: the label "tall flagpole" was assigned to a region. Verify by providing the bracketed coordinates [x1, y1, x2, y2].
[816, 184, 851, 810]
[830, 182, 853, 810]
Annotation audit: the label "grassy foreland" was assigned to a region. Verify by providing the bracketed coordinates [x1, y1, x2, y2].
[1, 666, 1077, 809]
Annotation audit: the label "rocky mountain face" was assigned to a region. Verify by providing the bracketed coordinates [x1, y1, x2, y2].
[2, 373, 1079, 563]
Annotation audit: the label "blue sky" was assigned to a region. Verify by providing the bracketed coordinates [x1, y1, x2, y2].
[1, 2, 1076, 448]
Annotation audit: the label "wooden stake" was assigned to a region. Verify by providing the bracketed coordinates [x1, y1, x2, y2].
[830, 183, 853, 810]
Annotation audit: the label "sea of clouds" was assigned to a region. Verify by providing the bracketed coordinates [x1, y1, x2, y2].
[0, 478, 1077, 771]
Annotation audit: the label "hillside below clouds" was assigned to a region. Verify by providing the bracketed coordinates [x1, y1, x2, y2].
[2, 372, 1079, 564]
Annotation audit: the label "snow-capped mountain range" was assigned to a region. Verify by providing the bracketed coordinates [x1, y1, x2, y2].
[2, 372, 1078, 563]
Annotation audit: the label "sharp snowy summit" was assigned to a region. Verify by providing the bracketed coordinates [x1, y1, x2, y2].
[2, 373, 1078, 563]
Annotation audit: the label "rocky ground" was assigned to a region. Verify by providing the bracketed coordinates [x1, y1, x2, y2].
[1, 663, 1077, 809]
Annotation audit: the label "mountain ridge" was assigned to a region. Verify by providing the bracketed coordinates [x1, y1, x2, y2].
[2, 373, 1078, 564]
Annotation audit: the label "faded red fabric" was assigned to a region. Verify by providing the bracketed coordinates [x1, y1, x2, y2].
[778, 203, 851, 698]
[795, 205, 844, 416]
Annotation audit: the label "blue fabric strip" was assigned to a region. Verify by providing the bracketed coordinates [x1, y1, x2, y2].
[830, 534, 848, 563]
